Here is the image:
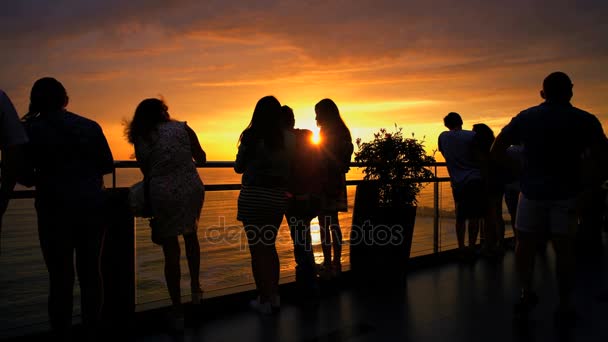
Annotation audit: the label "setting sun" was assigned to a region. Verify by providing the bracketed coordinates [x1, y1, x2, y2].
[311, 131, 321, 145]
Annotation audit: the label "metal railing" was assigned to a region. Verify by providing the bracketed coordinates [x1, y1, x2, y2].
[109, 161, 451, 253]
[11, 161, 452, 252]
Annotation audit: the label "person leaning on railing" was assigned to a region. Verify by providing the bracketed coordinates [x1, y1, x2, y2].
[20, 77, 114, 341]
[125, 98, 206, 331]
[0, 89, 29, 254]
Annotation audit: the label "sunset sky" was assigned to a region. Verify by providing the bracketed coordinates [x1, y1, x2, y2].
[1, 0, 607, 161]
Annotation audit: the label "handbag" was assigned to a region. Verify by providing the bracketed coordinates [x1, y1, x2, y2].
[129, 178, 153, 218]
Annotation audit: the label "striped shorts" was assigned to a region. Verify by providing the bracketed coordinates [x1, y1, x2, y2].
[237, 185, 288, 223]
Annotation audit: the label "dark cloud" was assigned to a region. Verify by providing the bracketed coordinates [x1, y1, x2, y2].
[2, 0, 607, 64]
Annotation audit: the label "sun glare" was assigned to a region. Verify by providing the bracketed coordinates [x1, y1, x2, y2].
[311, 131, 321, 145]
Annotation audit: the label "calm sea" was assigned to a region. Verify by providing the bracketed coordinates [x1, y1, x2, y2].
[0, 166, 466, 336]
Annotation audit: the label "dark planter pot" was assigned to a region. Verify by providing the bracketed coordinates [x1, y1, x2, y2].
[350, 181, 416, 279]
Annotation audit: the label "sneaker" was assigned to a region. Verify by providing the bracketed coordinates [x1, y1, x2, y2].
[513, 291, 539, 320]
[191, 288, 203, 305]
[249, 298, 273, 315]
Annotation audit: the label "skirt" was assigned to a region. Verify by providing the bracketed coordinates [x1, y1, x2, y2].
[237, 185, 288, 223]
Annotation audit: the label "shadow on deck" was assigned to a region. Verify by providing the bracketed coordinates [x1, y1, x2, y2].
[7, 234, 608, 342]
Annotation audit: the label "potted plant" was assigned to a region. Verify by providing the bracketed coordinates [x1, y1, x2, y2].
[350, 125, 435, 279]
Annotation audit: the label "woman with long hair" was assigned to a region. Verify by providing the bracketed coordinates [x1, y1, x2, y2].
[126, 98, 206, 329]
[472, 123, 504, 256]
[315, 99, 353, 278]
[235, 96, 294, 314]
[21, 77, 114, 340]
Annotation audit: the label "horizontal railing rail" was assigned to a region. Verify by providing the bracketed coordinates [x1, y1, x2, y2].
[111, 160, 449, 189]
[10, 161, 450, 196]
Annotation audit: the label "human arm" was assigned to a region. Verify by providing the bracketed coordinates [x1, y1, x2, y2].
[133, 143, 149, 178]
[437, 135, 443, 154]
[96, 124, 114, 176]
[0, 90, 29, 254]
[234, 141, 249, 174]
[490, 116, 521, 173]
[185, 123, 206, 166]
[342, 140, 353, 173]
[582, 116, 608, 185]
[0, 145, 25, 254]
[234, 131, 253, 174]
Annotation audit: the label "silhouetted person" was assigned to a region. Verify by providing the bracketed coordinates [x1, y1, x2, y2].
[20, 77, 114, 341]
[235, 96, 294, 314]
[281, 105, 321, 297]
[0, 89, 28, 253]
[491, 71, 608, 324]
[472, 123, 504, 256]
[315, 99, 353, 278]
[126, 98, 205, 330]
[438, 112, 483, 258]
[577, 135, 608, 255]
[503, 144, 523, 244]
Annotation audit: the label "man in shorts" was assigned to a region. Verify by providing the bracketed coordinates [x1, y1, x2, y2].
[439, 112, 484, 257]
[491, 72, 608, 323]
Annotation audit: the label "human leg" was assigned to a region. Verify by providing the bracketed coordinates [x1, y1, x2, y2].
[468, 218, 480, 248]
[504, 185, 519, 240]
[74, 218, 105, 336]
[496, 193, 506, 249]
[456, 217, 466, 250]
[183, 232, 202, 303]
[463, 179, 484, 249]
[160, 236, 182, 308]
[244, 223, 264, 297]
[318, 213, 332, 267]
[481, 193, 504, 255]
[453, 185, 467, 251]
[37, 209, 75, 339]
[552, 236, 576, 309]
[286, 212, 316, 290]
[245, 219, 280, 305]
[548, 197, 578, 312]
[327, 212, 343, 273]
[513, 195, 549, 317]
[453, 183, 475, 252]
[515, 231, 539, 296]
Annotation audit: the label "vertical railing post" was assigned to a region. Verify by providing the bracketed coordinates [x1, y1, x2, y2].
[433, 165, 439, 254]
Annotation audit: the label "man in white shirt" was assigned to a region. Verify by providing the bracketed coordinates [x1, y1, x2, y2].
[438, 112, 483, 257]
[0, 89, 28, 253]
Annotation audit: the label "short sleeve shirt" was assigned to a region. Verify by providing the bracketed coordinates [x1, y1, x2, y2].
[0, 90, 28, 148]
[438, 129, 481, 186]
[500, 101, 606, 200]
[23, 110, 114, 209]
